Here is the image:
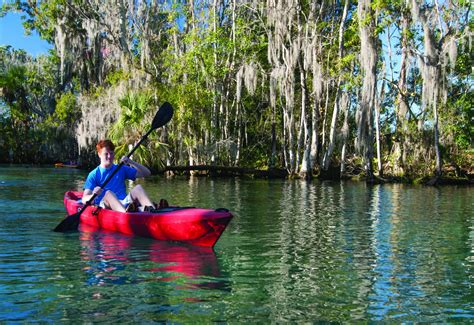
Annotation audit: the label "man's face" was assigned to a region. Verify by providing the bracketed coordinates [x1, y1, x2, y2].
[98, 147, 115, 168]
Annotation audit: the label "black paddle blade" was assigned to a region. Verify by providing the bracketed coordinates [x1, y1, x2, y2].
[152, 102, 173, 130]
[53, 212, 81, 232]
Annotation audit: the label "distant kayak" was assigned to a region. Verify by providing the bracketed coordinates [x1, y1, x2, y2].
[55, 162, 79, 168]
[63, 191, 233, 247]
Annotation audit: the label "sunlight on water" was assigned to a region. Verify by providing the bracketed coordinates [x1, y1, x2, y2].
[0, 166, 472, 322]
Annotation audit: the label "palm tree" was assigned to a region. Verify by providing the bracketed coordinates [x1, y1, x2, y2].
[109, 91, 168, 170]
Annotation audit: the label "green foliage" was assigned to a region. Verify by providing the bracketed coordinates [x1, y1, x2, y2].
[108, 91, 168, 169]
[110, 91, 153, 142]
[105, 70, 130, 87]
[0, 45, 77, 164]
[0, 64, 30, 121]
[54, 92, 80, 125]
[439, 41, 474, 165]
[1, 0, 472, 179]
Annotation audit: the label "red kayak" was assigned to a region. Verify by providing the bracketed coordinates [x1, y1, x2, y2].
[63, 191, 233, 247]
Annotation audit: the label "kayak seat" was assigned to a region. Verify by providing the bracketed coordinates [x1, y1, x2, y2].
[67, 192, 85, 205]
[68, 192, 81, 201]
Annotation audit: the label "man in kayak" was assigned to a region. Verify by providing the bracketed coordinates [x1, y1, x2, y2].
[82, 139, 158, 213]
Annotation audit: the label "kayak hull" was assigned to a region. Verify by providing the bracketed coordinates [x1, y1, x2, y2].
[63, 191, 233, 247]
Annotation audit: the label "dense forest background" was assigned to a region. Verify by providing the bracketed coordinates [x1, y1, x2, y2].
[0, 0, 472, 181]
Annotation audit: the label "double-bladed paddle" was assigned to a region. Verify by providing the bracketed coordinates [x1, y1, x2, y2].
[53, 101, 174, 232]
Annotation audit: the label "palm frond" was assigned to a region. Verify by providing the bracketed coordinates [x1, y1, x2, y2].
[108, 91, 169, 168]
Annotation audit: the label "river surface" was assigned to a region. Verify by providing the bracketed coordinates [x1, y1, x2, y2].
[0, 165, 472, 322]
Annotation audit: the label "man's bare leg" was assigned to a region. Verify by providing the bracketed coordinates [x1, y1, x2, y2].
[130, 185, 155, 208]
[102, 190, 127, 212]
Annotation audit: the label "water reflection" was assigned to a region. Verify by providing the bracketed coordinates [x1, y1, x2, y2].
[78, 225, 226, 290]
[222, 180, 473, 322]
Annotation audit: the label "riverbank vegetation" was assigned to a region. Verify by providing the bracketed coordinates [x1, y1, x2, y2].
[0, 1, 472, 183]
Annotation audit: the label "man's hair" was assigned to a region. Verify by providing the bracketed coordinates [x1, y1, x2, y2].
[96, 139, 115, 153]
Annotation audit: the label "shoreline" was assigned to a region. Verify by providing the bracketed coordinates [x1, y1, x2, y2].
[1, 163, 472, 186]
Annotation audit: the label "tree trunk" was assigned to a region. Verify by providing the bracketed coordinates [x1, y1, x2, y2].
[211, 0, 219, 164]
[375, 77, 385, 177]
[322, 82, 340, 170]
[433, 89, 442, 176]
[340, 93, 350, 174]
[396, 12, 410, 172]
[322, 0, 349, 171]
[298, 58, 312, 179]
[321, 80, 330, 151]
[411, 0, 448, 177]
[357, 0, 377, 181]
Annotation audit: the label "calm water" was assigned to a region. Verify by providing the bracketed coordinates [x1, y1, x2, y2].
[0, 166, 472, 322]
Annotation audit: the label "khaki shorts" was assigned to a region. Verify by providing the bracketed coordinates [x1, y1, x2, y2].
[99, 193, 132, 209]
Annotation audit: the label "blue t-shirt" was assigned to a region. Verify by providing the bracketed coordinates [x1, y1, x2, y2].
[84, 164, 137, 204]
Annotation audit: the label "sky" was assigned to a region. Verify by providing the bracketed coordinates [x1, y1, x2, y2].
[0, 12, 52, 56]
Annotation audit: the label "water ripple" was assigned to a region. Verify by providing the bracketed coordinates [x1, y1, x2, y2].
[0, 169, 472, 322]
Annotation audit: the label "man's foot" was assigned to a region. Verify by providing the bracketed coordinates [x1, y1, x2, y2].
[144, 205, 159, 213]
[125, 202, 138, 212]
[159, 199, 169, 208]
